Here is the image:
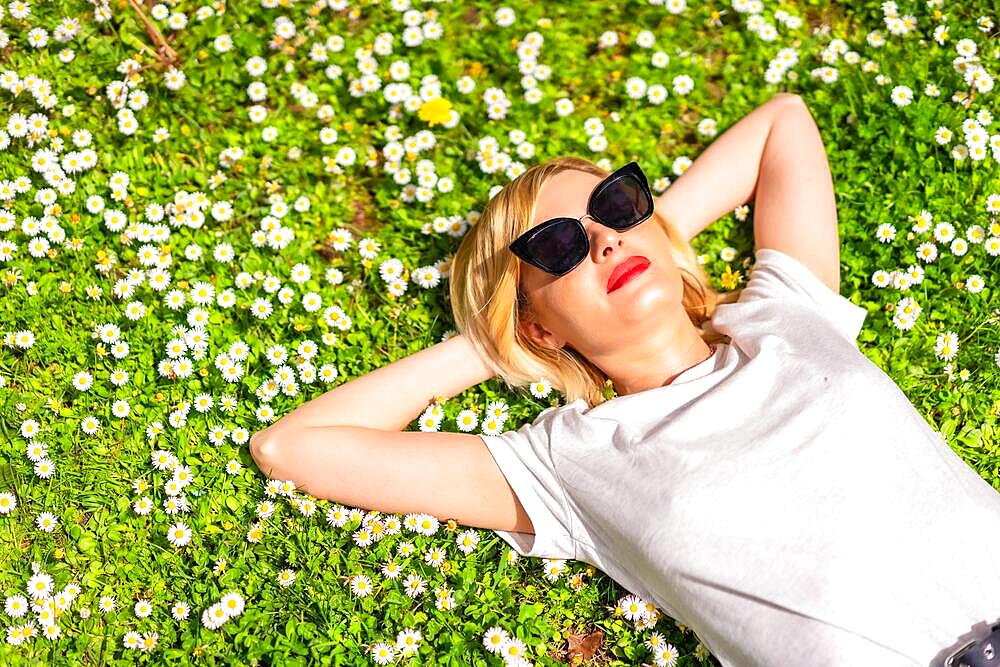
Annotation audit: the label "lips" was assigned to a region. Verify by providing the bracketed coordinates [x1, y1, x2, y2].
[607, 255, 651, 293]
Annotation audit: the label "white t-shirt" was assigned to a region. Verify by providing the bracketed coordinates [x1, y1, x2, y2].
[479, 247, 1000, 667]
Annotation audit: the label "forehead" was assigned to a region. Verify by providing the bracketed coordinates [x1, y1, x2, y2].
[532, 169, 604, 227]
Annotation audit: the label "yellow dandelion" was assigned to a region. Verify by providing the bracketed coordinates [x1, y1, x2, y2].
[720, 265, 744, 290]
[418, 98, 453, 127]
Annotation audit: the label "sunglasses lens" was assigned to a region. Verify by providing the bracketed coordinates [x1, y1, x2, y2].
[526, 219, 586, 275]
[591, 174, 651, 230]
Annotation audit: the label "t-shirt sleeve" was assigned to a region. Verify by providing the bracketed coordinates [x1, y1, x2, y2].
[738, 247, 868, 344]
[477, 406, 578, 561]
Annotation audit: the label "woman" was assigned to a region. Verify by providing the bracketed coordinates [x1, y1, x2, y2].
[250, 93, 1000, 666]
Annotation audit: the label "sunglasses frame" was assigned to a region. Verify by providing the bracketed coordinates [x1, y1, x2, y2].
[509, 161, 655, 277]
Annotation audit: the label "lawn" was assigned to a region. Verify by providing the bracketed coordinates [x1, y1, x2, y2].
[1, 0, 999, 665]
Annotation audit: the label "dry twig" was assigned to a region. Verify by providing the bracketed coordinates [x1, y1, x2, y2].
[125, 0, 180, 67]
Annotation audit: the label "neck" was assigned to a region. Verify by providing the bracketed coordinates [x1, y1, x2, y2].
[602, 324, 715, 397]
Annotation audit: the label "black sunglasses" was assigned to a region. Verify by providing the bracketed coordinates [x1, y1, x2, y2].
[508, 161, 655, 277]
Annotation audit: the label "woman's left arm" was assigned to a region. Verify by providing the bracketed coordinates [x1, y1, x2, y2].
[747, 95, 843, 294]
[654, 92, 802, 244]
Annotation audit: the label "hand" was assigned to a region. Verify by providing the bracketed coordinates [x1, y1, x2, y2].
[453, 333, 498, 385]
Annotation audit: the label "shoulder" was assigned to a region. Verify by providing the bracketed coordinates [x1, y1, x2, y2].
[533, 398, 589, 422]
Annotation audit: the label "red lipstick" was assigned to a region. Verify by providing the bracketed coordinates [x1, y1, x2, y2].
[607, 255, 651, 293]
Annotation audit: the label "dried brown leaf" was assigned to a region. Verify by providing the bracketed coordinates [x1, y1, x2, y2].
[566, 628, 604, 661]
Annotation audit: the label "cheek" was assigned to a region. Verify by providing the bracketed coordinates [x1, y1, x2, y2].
[534, 284, 582, 330]
[563, 280, 602, 321]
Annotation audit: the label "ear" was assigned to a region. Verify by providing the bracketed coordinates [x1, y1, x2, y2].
[518, 315, 565, 350]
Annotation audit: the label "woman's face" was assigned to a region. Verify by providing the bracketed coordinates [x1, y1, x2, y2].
[517, 169, 687, 356]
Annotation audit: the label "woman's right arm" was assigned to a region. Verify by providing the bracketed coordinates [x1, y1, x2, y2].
[250, 333, 497, 450]
[654, 91, 803, 244]
[246, 336, 532, 532]
[251, 425, 533, 534]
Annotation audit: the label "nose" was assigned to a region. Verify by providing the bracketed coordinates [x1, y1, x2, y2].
[587, 218, 623, 260]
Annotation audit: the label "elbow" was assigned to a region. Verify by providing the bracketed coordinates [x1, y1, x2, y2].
[774, 91, 803, 106]
[249, 428, 283, 477]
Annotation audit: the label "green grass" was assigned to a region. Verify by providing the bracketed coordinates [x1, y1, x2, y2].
[1, 0, 999, 665]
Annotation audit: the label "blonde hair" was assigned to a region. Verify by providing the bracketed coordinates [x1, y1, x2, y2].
[449, 156, 745, 409]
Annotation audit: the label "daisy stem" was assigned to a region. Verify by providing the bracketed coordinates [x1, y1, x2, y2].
[959, 313, 996, 345]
